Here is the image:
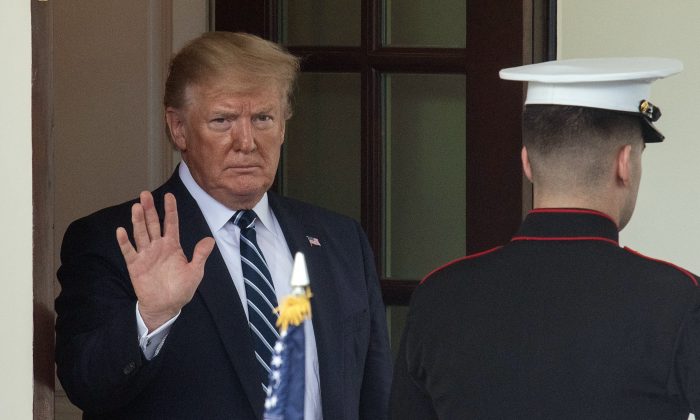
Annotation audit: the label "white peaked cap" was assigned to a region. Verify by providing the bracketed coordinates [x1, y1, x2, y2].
[290, 252, 310, 288]
[499, 57, 683, 142]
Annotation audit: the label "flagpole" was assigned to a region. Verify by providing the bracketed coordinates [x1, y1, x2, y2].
[264, 252, 312, 420]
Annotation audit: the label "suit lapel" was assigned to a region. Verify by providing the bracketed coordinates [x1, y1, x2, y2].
[267, 193, 335, 304]
[267, 192, 344, 417]
[162, 173, 264, 415]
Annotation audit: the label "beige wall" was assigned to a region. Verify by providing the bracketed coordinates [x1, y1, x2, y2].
[559, 1, 700, 274]
[53, 2, 165, 416]
[173, 0, 210, 50]
[0, 1, 33, 419]
[53, 1, 169, 250]
[52, 1, 207, 417]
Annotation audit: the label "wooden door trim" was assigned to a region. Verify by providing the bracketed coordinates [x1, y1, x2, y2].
[32, 0, 55, 418]
[214, 0, 556, 306]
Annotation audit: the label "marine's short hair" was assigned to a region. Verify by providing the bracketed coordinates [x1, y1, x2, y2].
[164, 32, 300, 118]
[523, 105, 643, 187]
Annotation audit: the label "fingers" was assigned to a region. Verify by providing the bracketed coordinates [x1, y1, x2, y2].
[131, 202, 150, 250]
[116, 227, 136, 261]
[163, 193, 180, 243]
[131, 191, 168, 251]
[140, 191, 162, 240]
[124, 192, 192, 266]
[191, 237, 216, 269]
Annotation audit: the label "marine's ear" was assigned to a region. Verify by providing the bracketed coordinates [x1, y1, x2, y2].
[615, 144, 633, 186]
[521, 146, 534, 182]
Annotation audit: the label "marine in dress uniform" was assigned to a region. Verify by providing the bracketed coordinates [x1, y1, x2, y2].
[390, 58, 700, 419]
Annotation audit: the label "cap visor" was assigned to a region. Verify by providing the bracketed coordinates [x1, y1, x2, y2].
[642, 119, 664, 143]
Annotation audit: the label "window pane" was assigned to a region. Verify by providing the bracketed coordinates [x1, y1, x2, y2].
[387, 305, 409, 358]
[280, 0, 360, 46]
[282, 73, 361, 221]
[383, 0, 466, 48]
[384, 73, 466, 279]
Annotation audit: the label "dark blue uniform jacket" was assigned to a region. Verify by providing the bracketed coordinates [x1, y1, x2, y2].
[391, 208, 700, 419]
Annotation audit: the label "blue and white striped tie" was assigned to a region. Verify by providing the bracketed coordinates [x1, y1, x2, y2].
[232, 210, 280, 392]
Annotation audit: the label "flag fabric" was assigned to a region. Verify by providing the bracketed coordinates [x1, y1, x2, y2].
[263, 323, 305, 420]
[263, 252, 313, 420]
[306, 236, 321, 247]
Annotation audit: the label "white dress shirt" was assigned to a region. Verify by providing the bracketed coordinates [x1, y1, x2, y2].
[136, 161, 322, 419]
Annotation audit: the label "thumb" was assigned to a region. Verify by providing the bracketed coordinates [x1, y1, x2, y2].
[191, 237, 216, 268]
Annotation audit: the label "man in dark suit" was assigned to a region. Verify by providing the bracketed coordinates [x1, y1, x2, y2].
[55, 32, 391, 419]
[390, 58, 700, 419]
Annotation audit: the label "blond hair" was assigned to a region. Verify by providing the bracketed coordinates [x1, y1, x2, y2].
[164, 32, 300, 118]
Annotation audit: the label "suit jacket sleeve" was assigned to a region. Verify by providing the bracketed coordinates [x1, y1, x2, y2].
[55, 210, 163, 413]
[668, 291, 700, 413]
[356, 221, 393, 419]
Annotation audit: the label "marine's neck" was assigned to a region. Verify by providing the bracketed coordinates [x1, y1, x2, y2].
[533, 191, 622, 228]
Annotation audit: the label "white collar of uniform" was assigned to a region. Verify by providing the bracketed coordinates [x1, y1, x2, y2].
[178, 161, 275, 234]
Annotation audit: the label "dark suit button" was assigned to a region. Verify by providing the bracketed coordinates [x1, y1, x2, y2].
[123, 361, 136, 375]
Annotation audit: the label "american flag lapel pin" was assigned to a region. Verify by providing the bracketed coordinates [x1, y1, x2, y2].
[306, 235, 321, 247]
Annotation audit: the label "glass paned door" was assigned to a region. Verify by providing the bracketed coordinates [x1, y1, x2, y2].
[280, 0, 361, 46]
[383, 73, 466, 279]
[282, 73, 362, 221]
[214, 0, 546, 307]
[383, 0, 467, 47]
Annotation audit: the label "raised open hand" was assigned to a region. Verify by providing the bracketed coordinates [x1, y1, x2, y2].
[116, 191, 215, 332]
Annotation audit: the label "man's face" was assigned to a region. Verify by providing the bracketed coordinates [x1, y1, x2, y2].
[167, 78, 287, 210]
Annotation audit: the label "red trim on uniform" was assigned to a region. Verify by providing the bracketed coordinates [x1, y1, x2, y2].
[623, 246, 699, 287]
[420, 246, 503, 285]
[529, 208, 618, 226]
[511, 236, 619, 246]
